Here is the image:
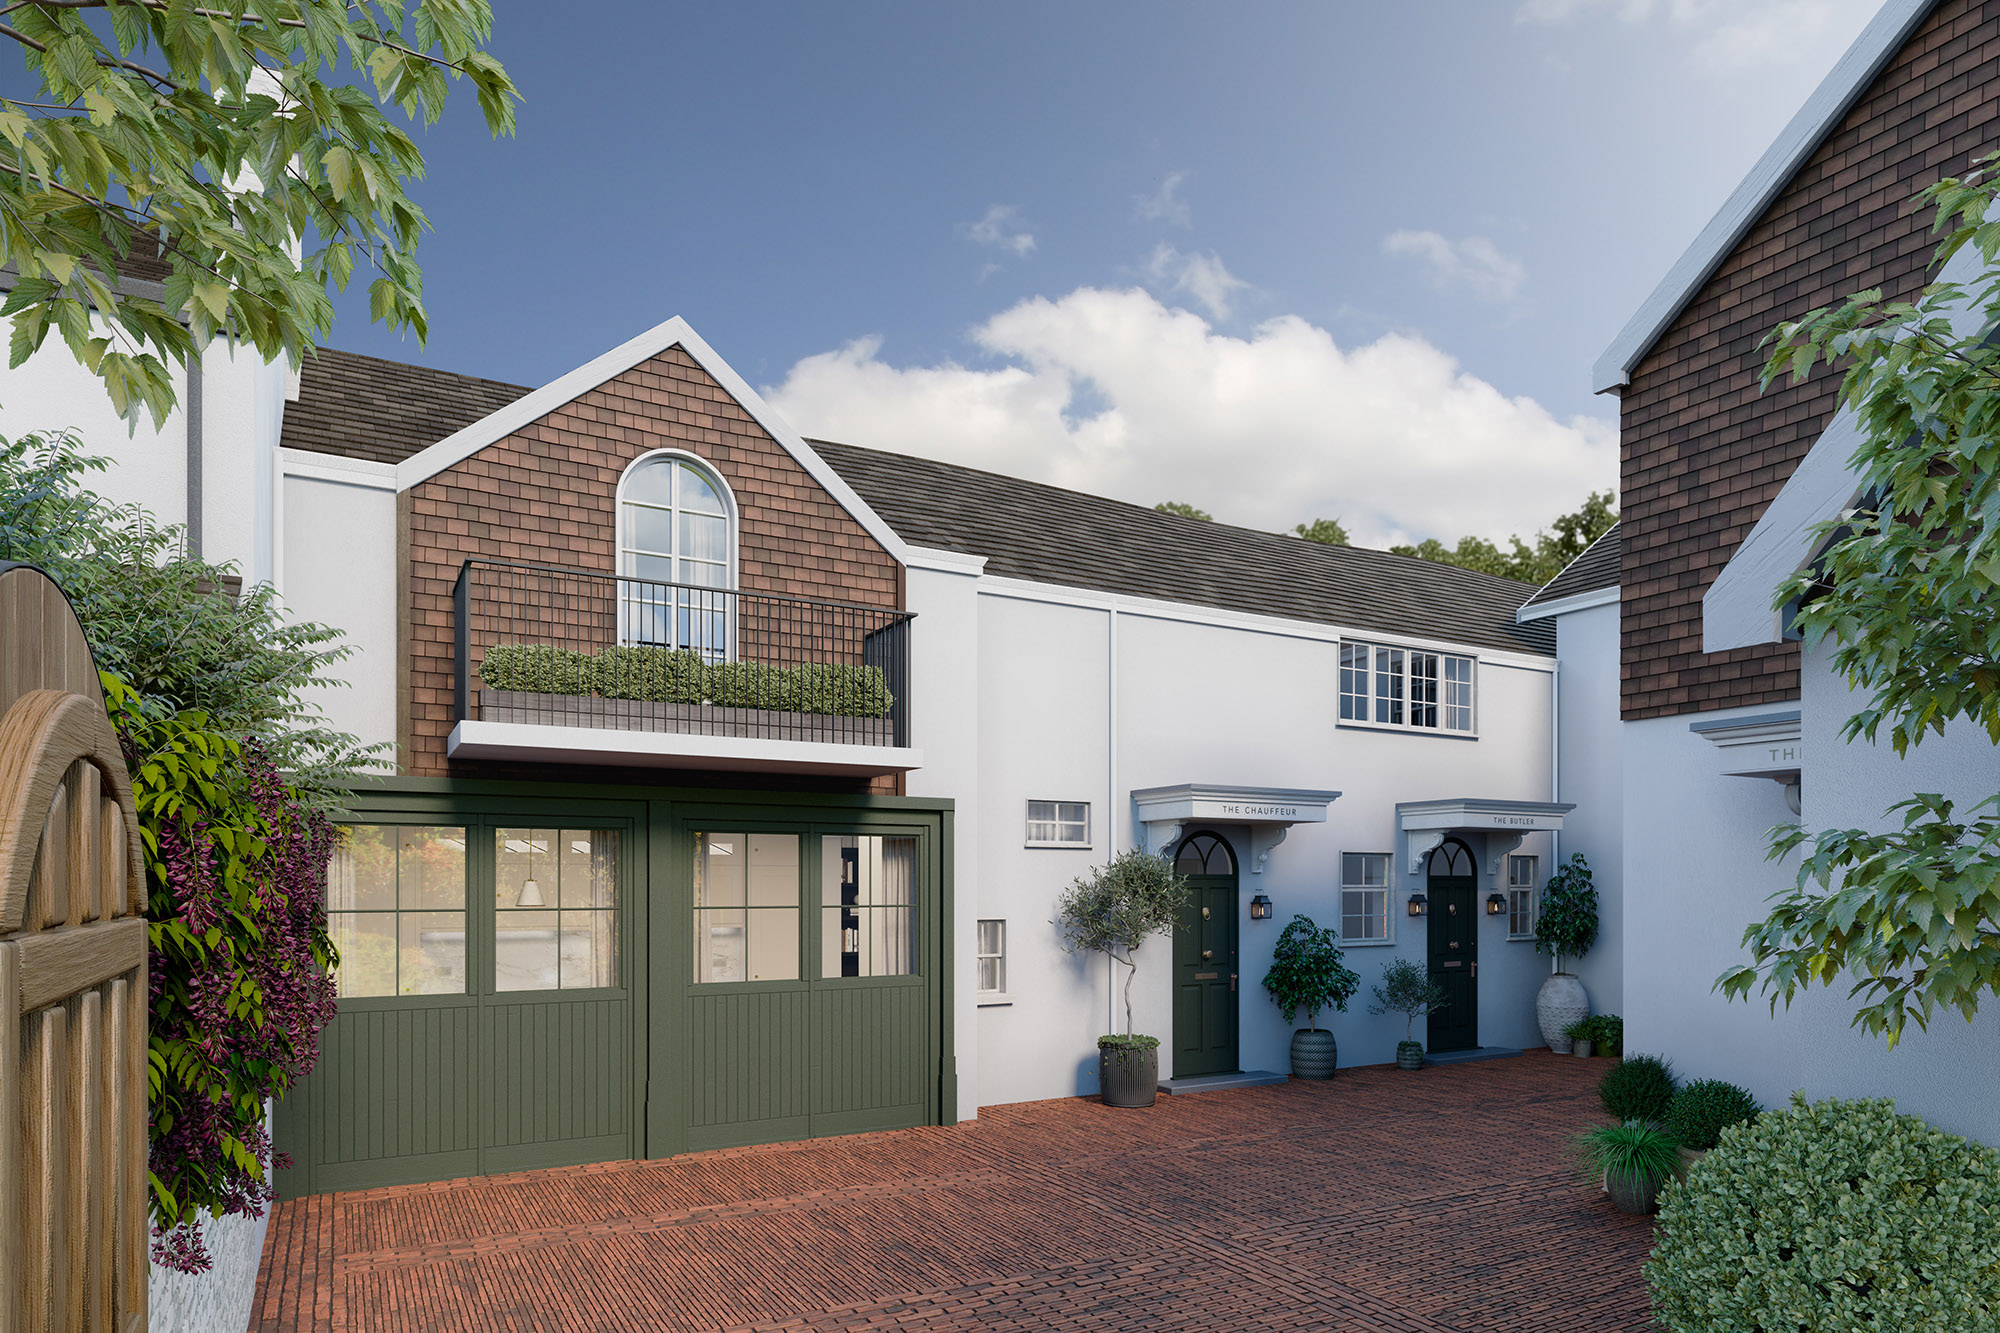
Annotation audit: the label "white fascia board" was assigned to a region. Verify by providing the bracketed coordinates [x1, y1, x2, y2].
[902, 544, 987, 576]
[390, 316, 921, 567]
[971, 572, 1558, 674]
[278, 447, 397, 490]
[1702, 243, 1991, 652]
[448, 719, 923, 777]
[1516, 584, 1618, 624]
[1591, 0, 1936, 393]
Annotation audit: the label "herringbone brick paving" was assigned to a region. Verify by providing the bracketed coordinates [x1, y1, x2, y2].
[251, 1052, 1653, 1332]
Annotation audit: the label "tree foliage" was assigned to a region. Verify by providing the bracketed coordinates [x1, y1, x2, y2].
[1535, 852, 1599, 972]
[1053, 849, 1189, 1038]
[0, 0, 517, 424]
[0, 432, 380, 799]
[108, 673, 339, 1273]
[1292, 516, 1350, 545]
[1717, 154, 2000, 1047]
[1390, 490, 1617, 585]
[1154, 500, 1211, 521]
[1261, 913, 1360, 1030]
[1367, 957, 1447, 1043]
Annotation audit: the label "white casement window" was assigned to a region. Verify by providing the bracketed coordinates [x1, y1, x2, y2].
[1338, 640, 1476, 734]
[1340, 852, 1392, 943]
[1026, 800, 1090, 848]
[977, 919, 1007, 999]
[616, 450, 738, 659]
[1508, 854, 1538, 939]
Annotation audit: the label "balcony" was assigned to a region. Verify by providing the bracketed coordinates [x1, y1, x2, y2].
[449, 559, 921, 776]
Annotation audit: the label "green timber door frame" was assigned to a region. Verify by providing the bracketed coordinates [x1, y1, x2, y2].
[650, 802, 948, 1156]
[1171, 830, 1239, 1079]
[1424, 837, 1479, 1054]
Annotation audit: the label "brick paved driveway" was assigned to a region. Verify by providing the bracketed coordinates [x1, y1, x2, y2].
[252, 1051, 1652, 1332]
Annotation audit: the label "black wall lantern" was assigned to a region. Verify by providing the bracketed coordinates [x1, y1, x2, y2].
[1407, 891, 1428, 917]
[1249, 893, 1273, 920]
[1486, 891, 1507, 916]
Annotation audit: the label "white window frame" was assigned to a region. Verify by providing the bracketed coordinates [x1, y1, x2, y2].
[614, 448, 740, 657]
[1340, 852, 1394, 946]
[976, 918, 1010, 1005]
[1336, 638, 1478, 737]
[1507, 854, 1538, 940]
[1025, 800, 1092, 849]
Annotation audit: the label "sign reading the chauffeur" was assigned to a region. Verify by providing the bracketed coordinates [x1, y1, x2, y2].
[1186, 798, 1327, 823]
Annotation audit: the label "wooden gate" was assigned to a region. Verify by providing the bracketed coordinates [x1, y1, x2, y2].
[0, 563, 149, 1333]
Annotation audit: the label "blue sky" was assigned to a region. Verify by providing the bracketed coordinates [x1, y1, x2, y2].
[325, 0, 1887, 545]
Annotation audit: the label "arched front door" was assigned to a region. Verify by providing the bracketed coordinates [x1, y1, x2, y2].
[1425, 838, 1479, 1053]
[1172, 832, 1239, 1078]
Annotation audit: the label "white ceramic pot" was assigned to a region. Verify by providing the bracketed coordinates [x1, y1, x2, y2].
[1537, 972, 1590, 1053]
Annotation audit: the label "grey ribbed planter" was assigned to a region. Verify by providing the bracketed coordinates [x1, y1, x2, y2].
[1098, 1042, 1159, 1108]
[1289, 1029, 1337, 1079]
[1537, 973, 1590, 1053]
[1606, 1167, 1663, 1215]
[1396, 1040, 1425, 1071]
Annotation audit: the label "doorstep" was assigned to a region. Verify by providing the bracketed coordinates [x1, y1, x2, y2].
[1421, 1047, 1523, 1066]
[1157, 1070, 1288, 1095]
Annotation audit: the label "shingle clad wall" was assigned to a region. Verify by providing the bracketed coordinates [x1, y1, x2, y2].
[1620, 0, 1999, 719]
[403, 345, 901, 775]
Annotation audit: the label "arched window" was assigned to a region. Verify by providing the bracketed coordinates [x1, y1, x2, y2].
[616, 451, 737, 658]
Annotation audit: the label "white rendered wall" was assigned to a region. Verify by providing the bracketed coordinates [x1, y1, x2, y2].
[1622, 705, 1808, 1101]
[901, 562, 984, 1123]
[961, 582, 1560, 1106]
[278, 454, 400, 753]
[1552, 602, 1624, 1016]
[0, 338, 189, 528]
[1790, 637, 2000, 1141]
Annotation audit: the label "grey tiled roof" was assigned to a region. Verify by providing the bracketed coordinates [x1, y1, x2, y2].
[280, 347, 531, 465]
[1519, 523, 1620, 611]
[813, 440, 1555, 657]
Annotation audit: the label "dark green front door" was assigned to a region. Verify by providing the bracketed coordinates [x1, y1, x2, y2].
[1172, 832, 1239, 1079]
[1425, 838, 1478, 1053]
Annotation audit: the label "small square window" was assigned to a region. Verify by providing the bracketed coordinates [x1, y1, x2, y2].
[1026, 800, 1090, 847]
[1508, 855, 1538, 938]
[1341, 852, 1392, 943]
[977, 919, 1006, 995]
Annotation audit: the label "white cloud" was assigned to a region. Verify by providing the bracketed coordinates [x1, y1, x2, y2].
[1135, 171, 1192, 227]
[765, 285, 1614, 548]
[1516, 0, 1881, 76]
[962, 205, 1036, 257]
[1383, 230, 1527, 302]
[1143, 242, 1250, 320]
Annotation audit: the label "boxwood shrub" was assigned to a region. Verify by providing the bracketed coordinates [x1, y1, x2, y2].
[1647, 1095, 2000, 1331]
[1599, 1052, 1676, 1122]
[1663, 1078, 1760, 1151]
[478, 643, 893, 718]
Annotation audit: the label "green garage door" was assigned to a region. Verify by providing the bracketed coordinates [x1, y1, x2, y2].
[276, 811, 642, 1196]
[652, 810, 946, 1155]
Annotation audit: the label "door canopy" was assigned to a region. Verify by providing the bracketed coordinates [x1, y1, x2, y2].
[1395, 798, 1576, 878]
[1131, 784, 1340, 875]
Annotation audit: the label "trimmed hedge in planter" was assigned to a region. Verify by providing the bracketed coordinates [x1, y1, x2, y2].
[478, 643, 893, 717]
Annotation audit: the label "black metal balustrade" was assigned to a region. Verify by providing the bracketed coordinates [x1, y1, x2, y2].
[454, 558, 913, 749]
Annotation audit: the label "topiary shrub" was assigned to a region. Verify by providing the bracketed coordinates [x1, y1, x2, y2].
[1663, 1079, 1761, 1151]
[479, 642, 596, 695]
[1599, 1053, 1677, 1122]
[1648, 1095, 2000, 1330]
[705, 659, 794, 710]
[788, 661, 893, 717]
[596, 645, 705, 703]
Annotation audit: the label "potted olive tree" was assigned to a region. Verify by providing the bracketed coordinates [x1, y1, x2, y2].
[1054, 848, 1190, 1108]
[1261, 914, 1360, 1079]
[1369, 958, 1448, 1070]
[1534, 853, 1599, 1053]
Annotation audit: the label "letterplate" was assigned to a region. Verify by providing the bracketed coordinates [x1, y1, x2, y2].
[1195, 971, 1218, 980]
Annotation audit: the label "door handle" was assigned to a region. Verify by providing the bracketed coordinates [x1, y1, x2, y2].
[1471, 961, 1477, 978]
[1202, 950, 1213, 960]
[1230, 973, 1237, 992]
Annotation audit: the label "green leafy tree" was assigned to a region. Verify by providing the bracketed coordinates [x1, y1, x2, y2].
[1154, 500, 1211, 521]
[1535, 853, 1599, 973]
[1053, 849, 1190, 1039]
[0, 430, 380, 800]
[1717, 155, 2000, 1047]
[1292, 517, 1350, 545]
[1390, 490, 1617, 584]
[1368, 957, 1447, 1044]
[0, 0, 518, 424]
[1261, 913, 1360, 1030]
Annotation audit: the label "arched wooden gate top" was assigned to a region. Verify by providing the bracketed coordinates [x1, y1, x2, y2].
[0, 561, 150, 1332]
